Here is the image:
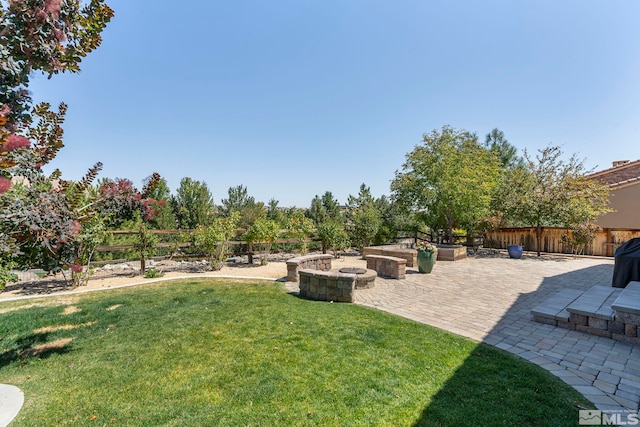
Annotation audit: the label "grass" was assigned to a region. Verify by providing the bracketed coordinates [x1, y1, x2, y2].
[0, 279, 592, 426]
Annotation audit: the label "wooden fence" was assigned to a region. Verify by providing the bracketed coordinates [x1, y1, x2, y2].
[96, 226, 640, 260]
[487, 227, 640, 257]
[94, 229, 318, 255]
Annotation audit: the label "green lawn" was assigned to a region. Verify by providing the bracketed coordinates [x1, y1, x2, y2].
[0, 279, 591, 426]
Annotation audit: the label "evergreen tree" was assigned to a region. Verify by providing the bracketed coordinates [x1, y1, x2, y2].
[173, 177, 214, 229]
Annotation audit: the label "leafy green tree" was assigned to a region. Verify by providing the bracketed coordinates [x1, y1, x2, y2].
[134, 220, 159, 275]
[68, 214, 108, 286]
[244, 218, 280, 265]
[345, 183, 382, 251]
[285, 210, 314, 254]
[496, 145, 611, 256]
[391, 126, 502, 243]
[316, 219, 349, 256]
[561, 223, 602, 256]
[193, 212, 240, 270]
[173, 177, 214, 229]
[0, 258, 17, 291]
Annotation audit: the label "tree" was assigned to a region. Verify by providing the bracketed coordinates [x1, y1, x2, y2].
[391, 126, 502, 243]
[373, 195, 400, 245]
[220, 185, 265, 230]
[496, 145, 611, 256]
[193, 211, 240, 270]
[134, 220, 159, 275]
[285, 210, 314, 254]
[266, 198, 285, 225]
[484, 128, 523, 170]
[173, 177, 214, 229]
[97, 175, 163, 226]
[0, 171, 162, 284]
[244, 218, 280, 265]
[0, 0, 114, 286]
[345, 183, 382, 251]
[1, 0, 113, 123]
[308, 195, 326, 225]
[1, 0, 113, 188]
[146, 177, 176, 229]
[316, 219, 348, 256]
[308, 191, 341, 226]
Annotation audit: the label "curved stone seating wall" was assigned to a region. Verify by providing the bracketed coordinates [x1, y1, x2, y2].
[362, 245, 417, 268]
[366, 255, 406, 279]
[286, 254, 333, 282]
[298, 269, 376, 302]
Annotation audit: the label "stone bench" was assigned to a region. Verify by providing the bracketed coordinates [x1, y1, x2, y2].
[362, 245, 417, 268]
[298, 269, 377, 302]
[365, 255, 406, 279]
[611, 281, 640, 344]
[286, 254, 333, 282]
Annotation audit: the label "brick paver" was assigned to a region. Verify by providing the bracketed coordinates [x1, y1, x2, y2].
[288, 254, 639, 411]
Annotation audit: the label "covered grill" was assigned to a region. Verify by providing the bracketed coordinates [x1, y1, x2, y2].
[612, 238, 640, 288]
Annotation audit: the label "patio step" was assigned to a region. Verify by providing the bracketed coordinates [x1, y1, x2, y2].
[610, 281, 640, 344]
[531, 285, 639, 344]
[566, 286, 621, 338]
[531, 288, 583, 328]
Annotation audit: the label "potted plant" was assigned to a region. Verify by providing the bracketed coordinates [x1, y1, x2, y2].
[507, 244, 523, 259]
[416, 240, 437, 273]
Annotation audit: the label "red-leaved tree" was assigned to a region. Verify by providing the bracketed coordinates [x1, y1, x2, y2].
[0, 1, 160, 287]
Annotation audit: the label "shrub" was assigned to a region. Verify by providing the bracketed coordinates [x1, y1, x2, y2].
[192, 212, 240, 270]
[144, 268, 163, 278]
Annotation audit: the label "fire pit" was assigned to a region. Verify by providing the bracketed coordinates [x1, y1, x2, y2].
[339, 267, 368, 275]
[338, 267, 376, 289]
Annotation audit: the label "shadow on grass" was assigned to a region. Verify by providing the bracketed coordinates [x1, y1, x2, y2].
[413, 343, 586, 426]
[0, 332, 72, 368]
[410, 261, 632, 425]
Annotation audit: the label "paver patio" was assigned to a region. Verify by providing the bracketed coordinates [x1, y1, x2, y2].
[288, 254, 640, 411]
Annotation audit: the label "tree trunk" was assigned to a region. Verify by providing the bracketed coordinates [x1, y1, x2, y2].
[447, 218, 454, 245]
[140, 256, 146, 275]
[536, 223, 542, 257]
[139, 225, 146, 274]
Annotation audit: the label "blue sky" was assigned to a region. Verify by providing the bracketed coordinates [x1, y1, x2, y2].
[31, 1, 640, 207]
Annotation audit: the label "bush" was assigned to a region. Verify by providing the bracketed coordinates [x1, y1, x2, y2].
[144, 268, 163, 278]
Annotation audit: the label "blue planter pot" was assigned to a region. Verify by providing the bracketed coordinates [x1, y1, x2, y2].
[507, 245, 523, 259]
